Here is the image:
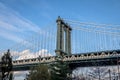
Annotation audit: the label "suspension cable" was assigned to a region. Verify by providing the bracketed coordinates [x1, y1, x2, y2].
[73, 27, 120, 37]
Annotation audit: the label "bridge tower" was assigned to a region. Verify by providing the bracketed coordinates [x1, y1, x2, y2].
[55, 16, 72, 56]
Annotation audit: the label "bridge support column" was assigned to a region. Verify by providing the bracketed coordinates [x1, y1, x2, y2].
[65, 27, 68, 54]
[55, 16, 64, 56]
[66, 27, 72, 55]
[61, 24, 65, 52]
[55, 16, 72, 56]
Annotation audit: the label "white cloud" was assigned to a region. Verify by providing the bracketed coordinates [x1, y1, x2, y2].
[0, 2, 42, 43]
[16, 49, 35, 60]
[11, 49, 52, 60]
[37, 49, 52, 57]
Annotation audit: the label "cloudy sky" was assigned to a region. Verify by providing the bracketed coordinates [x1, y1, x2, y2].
[0, 0, 120, 50]
[0, 0, 120, 80]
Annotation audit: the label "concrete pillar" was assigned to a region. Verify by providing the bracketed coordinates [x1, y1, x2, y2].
[61, 24, 65, 51]
[55, 16, 72, 56]
[65, 27, 69, 54]
[55, 16, 64, 56]
[56, 17, 61, 51]
[68, 28, 72, 55]
[65, 27, 72, 55]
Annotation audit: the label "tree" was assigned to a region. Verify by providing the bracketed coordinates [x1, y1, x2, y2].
[1, 49, 13, 80]
[72, 68, 86, 80]
[50, 57, 71, 80]
[25, 57, 71, 80]
[88, 67, 108, 80]
[25, 64, 51, 80]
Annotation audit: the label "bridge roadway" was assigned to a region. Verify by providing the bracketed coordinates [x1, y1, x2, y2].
[10, 49, 120, 71]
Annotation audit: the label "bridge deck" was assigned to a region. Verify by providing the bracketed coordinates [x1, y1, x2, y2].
[8, 50, 120, 71]
[0, 50, 120, 71]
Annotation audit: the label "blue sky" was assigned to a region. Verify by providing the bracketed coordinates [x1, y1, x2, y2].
[0, 0, 120, 80]
[0, 0, 120, 50]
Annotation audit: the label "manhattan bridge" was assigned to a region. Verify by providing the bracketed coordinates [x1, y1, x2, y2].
[0, 16, 120, 80]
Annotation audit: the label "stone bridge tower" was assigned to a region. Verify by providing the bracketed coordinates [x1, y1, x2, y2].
[55, 16, 72, 56]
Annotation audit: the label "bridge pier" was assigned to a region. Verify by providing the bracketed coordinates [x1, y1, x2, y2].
[55, 16, 72, 56]
[65, 26, 72, 55]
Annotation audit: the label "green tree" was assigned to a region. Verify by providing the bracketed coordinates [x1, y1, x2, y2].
[50, 57, 71, 80]
[25, 64, 51, 80]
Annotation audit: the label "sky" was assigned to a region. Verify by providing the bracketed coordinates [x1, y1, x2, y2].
[0, 0, 120, 80]
[0, 0, 120, 50]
